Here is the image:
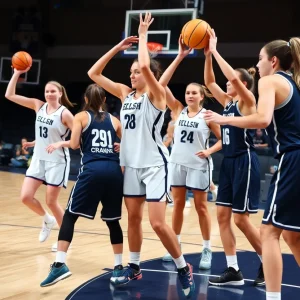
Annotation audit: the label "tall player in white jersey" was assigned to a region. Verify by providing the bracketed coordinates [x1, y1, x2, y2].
[88, 12, 195, 298]
[159, 38, 222, 269]
[5, 68, 74, 250]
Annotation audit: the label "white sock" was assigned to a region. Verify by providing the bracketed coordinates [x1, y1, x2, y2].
[129, 252, 140, 266]
[257, 254, 262, 263]
[43, 212, 53, 223]
[203, 240, 211, 250]
[177, 235, 181, 244]
[56, 251, 67, 263]
[114, 254, 122, 266]
[226, 255, 239, 271]
[266, 292, 281, 300]
[173, 255, 186, 269]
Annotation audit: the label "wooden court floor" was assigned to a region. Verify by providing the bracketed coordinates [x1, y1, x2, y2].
[0, 171, 292, 300]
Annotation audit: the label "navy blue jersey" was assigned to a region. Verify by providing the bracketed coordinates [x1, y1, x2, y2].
[80, 111, 119, 164]
[222, 101, 255, 157]
[267, 71, 300, 158]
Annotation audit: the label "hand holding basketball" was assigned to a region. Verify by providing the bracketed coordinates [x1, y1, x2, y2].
[117, 36, 139, 51]
[178, 35, 192, 58]
[12, 51, 32, 71]
[138, 12, 154, 36]
[207, 29, 217, 53]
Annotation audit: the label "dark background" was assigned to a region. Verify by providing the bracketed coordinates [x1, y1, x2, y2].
[0, 0, 298, 143]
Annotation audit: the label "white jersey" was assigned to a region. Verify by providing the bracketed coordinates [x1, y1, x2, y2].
[33, 103, 70, 163]
[170, 107, 211, 170]
[120, 92, 169, 168]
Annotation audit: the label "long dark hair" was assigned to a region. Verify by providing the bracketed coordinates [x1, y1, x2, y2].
[82, 84, 106, 121]
[264, 38, 300, 88]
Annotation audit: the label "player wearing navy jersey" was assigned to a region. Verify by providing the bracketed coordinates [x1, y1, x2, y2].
[205, 37, 300, 300]
[88, 13, 195, 298]
[5, 68, 74, 250]
[203, 29, 264, 286]
[41, 84, 124, 287]
[158, 38, 222, 270]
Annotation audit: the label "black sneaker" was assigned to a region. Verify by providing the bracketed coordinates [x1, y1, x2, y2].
[209, 267, 244, 286]
[254, 263, 265, 286]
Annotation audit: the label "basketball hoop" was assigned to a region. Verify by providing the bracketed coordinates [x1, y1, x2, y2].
[147, 42, 163, 58]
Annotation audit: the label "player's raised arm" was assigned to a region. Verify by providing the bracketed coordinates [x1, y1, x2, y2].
[5, 68, 44, 112]
[87, 36, 138, 101]
[138, 12, 166, 109]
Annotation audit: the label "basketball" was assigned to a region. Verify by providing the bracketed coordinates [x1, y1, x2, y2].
[11, 51, 32, 71]
[181, 19, 211, 49]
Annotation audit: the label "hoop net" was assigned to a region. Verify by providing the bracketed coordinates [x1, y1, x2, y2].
[147, 42, 163, 58]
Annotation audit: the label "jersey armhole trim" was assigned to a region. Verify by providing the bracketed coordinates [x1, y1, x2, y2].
[109, 114, 118, 132]
[274, 74, 293, 110]
[82, 111, 91, 133]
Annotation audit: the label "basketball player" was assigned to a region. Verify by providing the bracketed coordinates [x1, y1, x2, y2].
[159, 37, 222, 270]
[5, 68, 74, 250]
[205, 37, 300, 300]
[40, 84, 124, 287]
[203, 29, 264, 286]
[88, 12, 195, 298]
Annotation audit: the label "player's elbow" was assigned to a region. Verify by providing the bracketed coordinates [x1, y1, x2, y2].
[70, 141, 79, 150]
[259, 116, 271, 129]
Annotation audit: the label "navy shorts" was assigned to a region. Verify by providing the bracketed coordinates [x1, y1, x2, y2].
[66, 160, 123, 221]
[216, 151, 260, 214]
[263, 150, 300, 232]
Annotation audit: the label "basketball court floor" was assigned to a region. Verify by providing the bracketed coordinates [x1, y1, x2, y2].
[1, 170, 299, 300]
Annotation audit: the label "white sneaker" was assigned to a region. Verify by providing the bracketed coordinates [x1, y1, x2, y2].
[185, 200, 191, 208]
[39, 217, 56, 242]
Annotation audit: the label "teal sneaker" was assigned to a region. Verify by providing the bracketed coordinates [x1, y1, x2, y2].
[162, 252, 173, 262]
[40, 263, 72, 287]
[110, 265, 124, 283]
[199, 248, 212, 270]
[111, 264, 142, 286]
[178, 263, 195, 299]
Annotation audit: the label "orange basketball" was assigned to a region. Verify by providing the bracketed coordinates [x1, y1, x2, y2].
[12, 51, 32, 70]
[181, 19, 211, 49]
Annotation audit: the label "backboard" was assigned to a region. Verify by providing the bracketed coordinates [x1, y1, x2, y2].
[123, 8, 198, 57]
[0, 57, 41, 85]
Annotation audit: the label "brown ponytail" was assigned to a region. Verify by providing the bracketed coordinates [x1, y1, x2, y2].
[289, 37, 300, 89]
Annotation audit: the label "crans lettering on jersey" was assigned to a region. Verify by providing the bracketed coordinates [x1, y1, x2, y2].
[37, 116, 54, 125]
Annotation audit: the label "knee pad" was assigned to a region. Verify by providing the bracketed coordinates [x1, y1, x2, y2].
[106, 220, 123, 245]
[58, 211, 78, 242]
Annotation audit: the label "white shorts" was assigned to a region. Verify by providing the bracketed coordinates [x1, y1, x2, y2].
[168, 162, 210, 191]
[26, 156, 70, 188]
[123, 165, 167, 202]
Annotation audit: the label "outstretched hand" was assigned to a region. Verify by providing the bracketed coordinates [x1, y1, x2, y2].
[138, 12, 154, 36]
[178, 35, 192, 57]
[117, 36, 139, 51]
[203, 110, 226, 125]
[207, 28, 217, 54]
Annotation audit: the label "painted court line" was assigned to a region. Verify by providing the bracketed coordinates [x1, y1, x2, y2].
[141, 268, 300, 289]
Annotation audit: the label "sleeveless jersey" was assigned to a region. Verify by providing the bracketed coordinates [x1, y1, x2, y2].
[222, 100, 255, 157]
[266, 71, 300, 158]
[120, 92, 169, 168]
[80, 111, 119, 164]
[170, 107, 211, 170]
[34, 103, 70, 163]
